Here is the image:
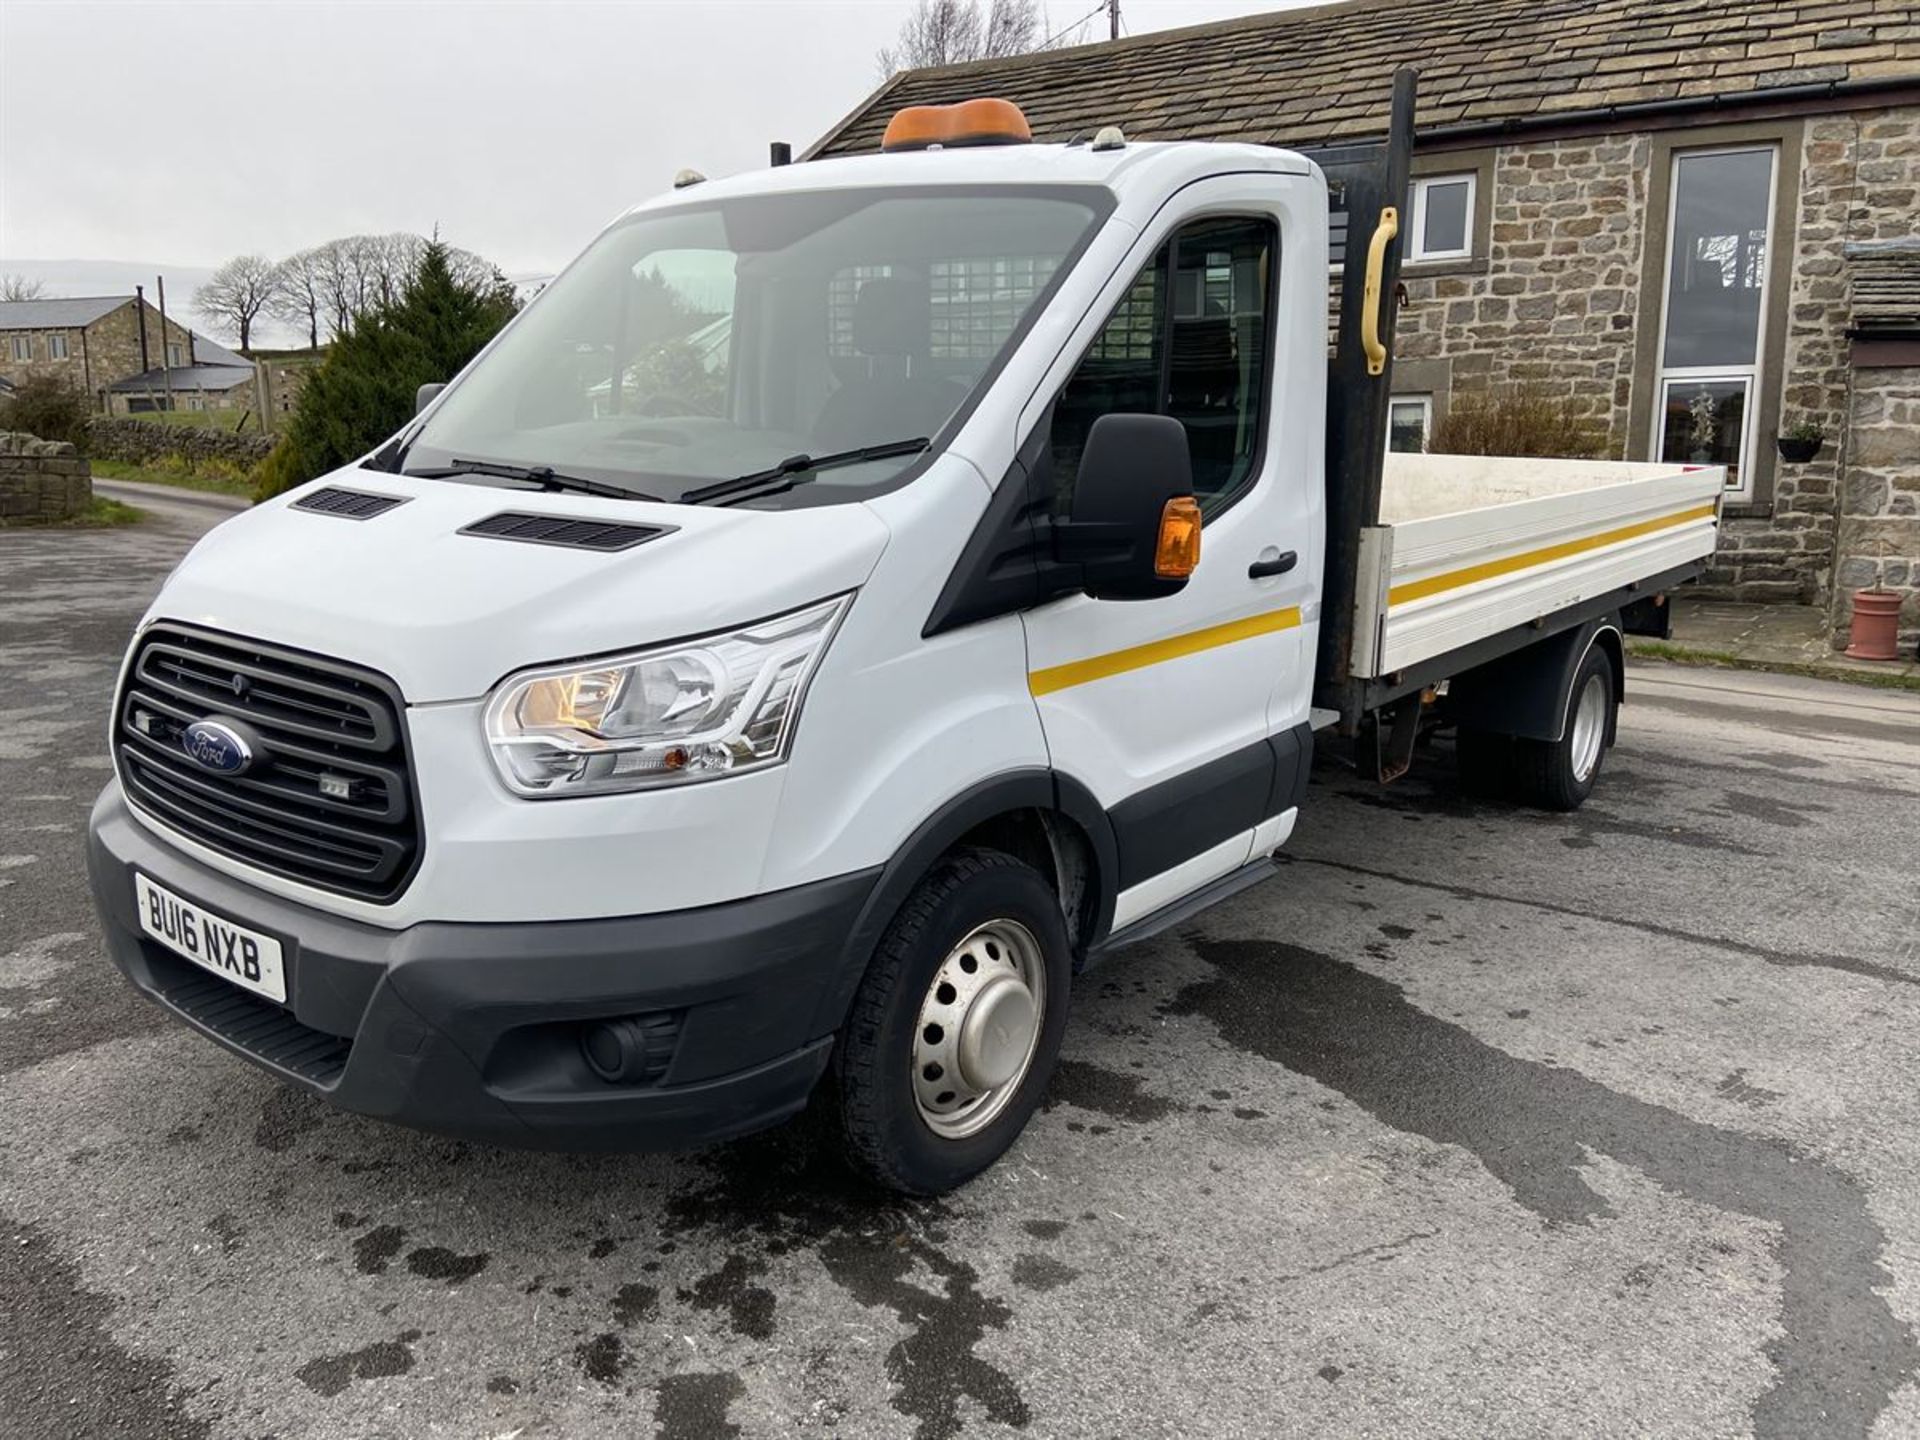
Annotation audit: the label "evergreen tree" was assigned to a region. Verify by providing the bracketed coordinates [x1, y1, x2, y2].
[254, 241, 517, 498]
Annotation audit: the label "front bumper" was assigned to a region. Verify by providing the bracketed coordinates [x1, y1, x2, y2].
[87, 785, 880, 1150]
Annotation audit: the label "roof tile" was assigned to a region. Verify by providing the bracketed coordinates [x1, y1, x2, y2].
[814, 0, 1919, 157]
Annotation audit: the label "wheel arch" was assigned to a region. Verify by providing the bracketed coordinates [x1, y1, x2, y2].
[809, 771, 1118, 1042]
[1448, 614, 1623, 744]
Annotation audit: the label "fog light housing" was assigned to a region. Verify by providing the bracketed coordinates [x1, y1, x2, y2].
[580, 1013, 680, 1085]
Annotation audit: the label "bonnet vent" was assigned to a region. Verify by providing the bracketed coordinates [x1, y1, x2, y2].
[459, 511, 670, 553]
[293, 486, 409, 520]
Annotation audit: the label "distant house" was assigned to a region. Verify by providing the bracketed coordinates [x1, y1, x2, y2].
[811, 0, 1920, 639]
[0, 294, 255, 414]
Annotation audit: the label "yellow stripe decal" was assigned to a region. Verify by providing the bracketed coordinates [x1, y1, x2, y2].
[1028, 606, 1303, 697]
[1387, 502, 1718, 608]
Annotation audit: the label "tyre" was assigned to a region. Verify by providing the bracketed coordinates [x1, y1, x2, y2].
[830, 847, 1072, 1195]
[1510, 642, 1616, 811]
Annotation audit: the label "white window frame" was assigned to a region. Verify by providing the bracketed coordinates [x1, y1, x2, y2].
[1408, 174, 1477, 263]
[166, 342, 183, 368]
[1389, 394, 1433, 452]
[9, 335, 30, 361]
[1649, 144, 1778, 502]
[47, 332, 68, 360]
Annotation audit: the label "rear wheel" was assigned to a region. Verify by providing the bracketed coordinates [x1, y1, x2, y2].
[830, 847, 1072, 1195]
[1510, 643, 1615, 811]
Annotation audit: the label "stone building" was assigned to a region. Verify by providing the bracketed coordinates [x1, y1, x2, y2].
[811, 0, 1920, 648]
[0, 294, 255, 416]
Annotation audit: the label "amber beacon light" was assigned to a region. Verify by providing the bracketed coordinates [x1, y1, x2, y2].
[882, 98, 1033, 152]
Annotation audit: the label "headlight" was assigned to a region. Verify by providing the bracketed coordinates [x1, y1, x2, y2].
[483, 594, 851, 797]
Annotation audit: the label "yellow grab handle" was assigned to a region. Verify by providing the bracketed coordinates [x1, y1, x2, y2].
[1361, 204, 1399, 378]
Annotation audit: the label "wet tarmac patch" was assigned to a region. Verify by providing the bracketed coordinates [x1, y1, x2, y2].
[1010, 1253, 1080, 1292]
[613, 1281, 660, 1326]
[0, 1219, 213, 1438]
[295, 1329, 420, 1397]
[1169, 938, 1918, 1439]
[663, 1132, 1030, 1440]
[1042, 1057, 1184, 1123]
[252, 1087, 324, 1153]
[654, 1370, 747, 1439]
[352, 1224, 405, 1275]
[680, 1252, 776, 1339]
[406, 1245, 489, 1283]
[574, 1331, 629, 1385]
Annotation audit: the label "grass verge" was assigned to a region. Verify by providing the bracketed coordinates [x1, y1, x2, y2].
[26, 497, 146, 528]
[1628, 639, 1920, 693]
[91, 457, 254, 499]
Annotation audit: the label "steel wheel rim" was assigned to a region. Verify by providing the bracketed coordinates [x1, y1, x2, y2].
[911, 918, 1047, 1140]
[1569, 672, 1608, 783]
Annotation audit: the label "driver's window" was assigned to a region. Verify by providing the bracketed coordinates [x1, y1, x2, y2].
[605, 249, 735, 419]
[1049, 215, 1275, 514]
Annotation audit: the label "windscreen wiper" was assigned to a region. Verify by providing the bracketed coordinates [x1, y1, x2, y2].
[404, 458, 656, 501]
[681, 438, 931, 506]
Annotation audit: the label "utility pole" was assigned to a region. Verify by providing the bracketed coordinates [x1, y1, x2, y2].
[1110, 0, 1120, 40]
[156, 275, 175, 414]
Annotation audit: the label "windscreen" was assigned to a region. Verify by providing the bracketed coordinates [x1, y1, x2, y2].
[401, 186, 1109, 505]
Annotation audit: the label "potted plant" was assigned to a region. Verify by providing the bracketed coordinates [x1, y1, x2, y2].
[1687, 389, 1718, 464]
[1844, 536, 1902, 662]
[1776, 419, 1825, 463]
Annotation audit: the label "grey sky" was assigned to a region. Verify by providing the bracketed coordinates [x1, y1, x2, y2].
[1, 0, 1302, 281]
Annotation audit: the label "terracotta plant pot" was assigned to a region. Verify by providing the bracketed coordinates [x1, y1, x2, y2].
[1776, 436, 1823, 463]
[1844, 589, 1902, 661]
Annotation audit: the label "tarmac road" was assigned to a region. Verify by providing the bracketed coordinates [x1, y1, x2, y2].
[2, 489, 1918, 1439]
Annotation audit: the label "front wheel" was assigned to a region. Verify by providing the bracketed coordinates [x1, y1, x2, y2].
[829, 847, 1072, 1195]
[1510, 643, 1616, 811]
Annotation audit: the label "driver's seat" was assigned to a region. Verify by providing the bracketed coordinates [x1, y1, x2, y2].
[812, 277, 957, 450]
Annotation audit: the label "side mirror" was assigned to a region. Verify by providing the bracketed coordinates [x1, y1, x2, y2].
[415, 382, 446, 416]
[1057, 414, 1200, 601]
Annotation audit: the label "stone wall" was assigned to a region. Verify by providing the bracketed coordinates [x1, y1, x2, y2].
[0, 431, 91, 525]
[1395, 135, 1651, 443]
[88, 417, 277, 467]
[1385, 104, 1920, 647]
[1832, 364, 1920, 649]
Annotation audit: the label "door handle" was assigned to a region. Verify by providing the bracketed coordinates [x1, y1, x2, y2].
[1249, 549, 1297, 579]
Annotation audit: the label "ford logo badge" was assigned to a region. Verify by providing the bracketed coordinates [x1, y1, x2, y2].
[181, 720, 254, 776]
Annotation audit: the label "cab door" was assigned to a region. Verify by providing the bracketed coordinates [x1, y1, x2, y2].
[1022, 181, 1318, 934]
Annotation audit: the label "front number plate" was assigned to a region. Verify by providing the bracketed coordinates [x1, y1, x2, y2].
[134, 873, 287, 1004]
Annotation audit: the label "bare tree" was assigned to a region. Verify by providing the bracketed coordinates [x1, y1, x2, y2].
[877, 0, 1083, 76]
[0, 274, 47, 303]
[269, 248, 326, 350]
[195, 254, 278, 351]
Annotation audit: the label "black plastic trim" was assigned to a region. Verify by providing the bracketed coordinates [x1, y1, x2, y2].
[810, 769, 1123, 1038]
[1093, 856, 1282, 957]
[1447, 616, 1621, 744]
[1109, 738, 1274, 889]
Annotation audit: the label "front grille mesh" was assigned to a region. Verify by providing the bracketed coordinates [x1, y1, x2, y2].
[115, 625, 421, 902]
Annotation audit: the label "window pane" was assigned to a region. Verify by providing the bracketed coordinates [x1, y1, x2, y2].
[1050, 217, 1274, 513]
[1658, 378, 1748, 490]
[1389, 399, 1428, 453]
[1662, 149, 1772, 369]
[1050, 244, 1168, 507]
[1420, 179, 1470, 255]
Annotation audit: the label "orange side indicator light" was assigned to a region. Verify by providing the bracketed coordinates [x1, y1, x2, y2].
[882, 97, 1033, 152]
[1154, 496, 1203, 579]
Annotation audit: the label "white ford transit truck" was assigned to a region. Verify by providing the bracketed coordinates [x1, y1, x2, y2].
[88, 79, 1721, 1193]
